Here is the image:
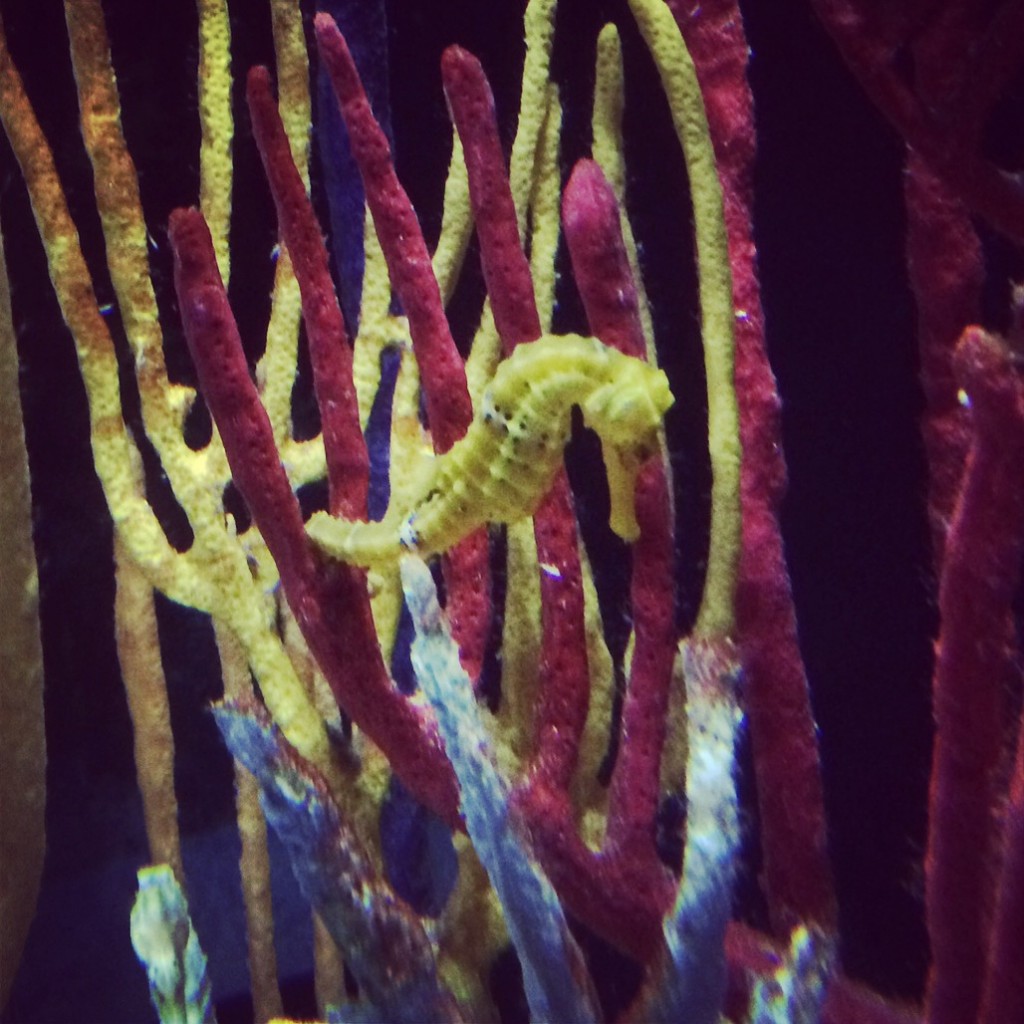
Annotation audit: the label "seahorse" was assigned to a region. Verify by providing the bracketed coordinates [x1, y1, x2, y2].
[306, 333, 673, 566]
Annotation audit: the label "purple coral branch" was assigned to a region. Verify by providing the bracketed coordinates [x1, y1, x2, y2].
[213, 696, 463, 1024]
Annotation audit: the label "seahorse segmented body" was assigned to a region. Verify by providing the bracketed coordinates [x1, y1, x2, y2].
[306, 333, 673, 566]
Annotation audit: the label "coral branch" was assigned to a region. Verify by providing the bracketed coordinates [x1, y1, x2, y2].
[168, 208, 459, 823]
[924, 327, 1024, 1024]
[441, 45, 542, 350]
[627, 639, 743, 1024]
[562, 159, 676, 855]
[130, 866, 215, 1024]
[809, 0, 1024, 242]
[437, 33, 597, 879]
[214, 697, 463, 1024]
[314, 13, 471, 454]
[904, 156, 982, 561]
[979, 714, 1024, 1024]
[314, 15, 491, 686]
[247, 65, 369, 520]
[628, 0, 741, 640]
[671, 0, 836, 933]
[401, 558, 598, 1024]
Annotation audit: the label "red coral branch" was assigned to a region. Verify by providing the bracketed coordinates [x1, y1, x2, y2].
[441, 45, 542, 349]
[671, 0, 837, 934]
[167, 208, 459, 825]
[502, 158, 686, 962]
[246, 65, 369, 520]
[315, 16, 491, 683]
[562, 160, 676, 860]
[978, 704, 1019, 1024]
[314, 13, 471, 453]
[904, 154, 983, 561]
[979, 712, 1024, 1024]
[441, 43, 593, 802]
[441, 49, 679, 959]
[438, 534, 491, 686]
[924, 327, 1024, 1024]
[809, 0, 1024, 242]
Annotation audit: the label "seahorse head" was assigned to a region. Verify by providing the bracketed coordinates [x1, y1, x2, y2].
[580, 355, 673, 449]
[580, 353, 673, 542]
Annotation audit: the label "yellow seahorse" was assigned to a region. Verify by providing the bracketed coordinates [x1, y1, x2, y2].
[306, 333, 673, 566]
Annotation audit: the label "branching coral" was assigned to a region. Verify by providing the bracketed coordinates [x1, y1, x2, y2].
[0, 0, 1021, 1023]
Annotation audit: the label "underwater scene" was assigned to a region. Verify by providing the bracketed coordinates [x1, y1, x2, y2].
[1, 0, 1022, 1022]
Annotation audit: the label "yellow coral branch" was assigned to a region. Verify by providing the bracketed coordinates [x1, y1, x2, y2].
[592, 24, 657, 365]
[509, 0, 559, 233]
[260, 0, 312, 452]
[0, 23, 191, 594]
[432, 134, 472, 305]
[196, 0, 233, 282]
[114, 536, 183, 882]
[628, 0, 741, 638]
[527, 84, 562, 331]
[215, 621, 284, 1023]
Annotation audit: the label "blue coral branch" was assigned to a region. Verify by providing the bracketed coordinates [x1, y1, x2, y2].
[130, 865, 216, 1024]
[400, 555, 600, 1024]
[212, 698, 462, 1024]
[627, 639, 743, 1023]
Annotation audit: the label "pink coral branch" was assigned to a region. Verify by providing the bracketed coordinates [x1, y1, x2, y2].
[246, 65, 369, 520]
[924, 327, 1024, 1024]
[168, 208, 459, 825]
